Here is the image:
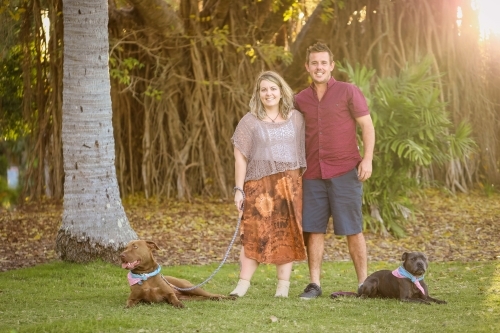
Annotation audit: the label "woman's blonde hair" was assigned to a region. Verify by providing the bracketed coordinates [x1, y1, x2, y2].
[249, 71, 295, 120]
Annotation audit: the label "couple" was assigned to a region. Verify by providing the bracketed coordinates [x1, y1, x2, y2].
[230, 42, 375, 299]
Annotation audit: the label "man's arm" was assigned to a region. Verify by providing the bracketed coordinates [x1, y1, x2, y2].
[355, 114, 375, 182]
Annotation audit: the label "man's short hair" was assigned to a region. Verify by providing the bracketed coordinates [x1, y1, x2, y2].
[306, 42, 334, 64]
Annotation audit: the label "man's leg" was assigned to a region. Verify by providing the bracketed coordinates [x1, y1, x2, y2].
[298, 232, 324, 299]
[300, 179, 328, 298]
[305, 232, 325, 286]
[346, 232, 367, 285]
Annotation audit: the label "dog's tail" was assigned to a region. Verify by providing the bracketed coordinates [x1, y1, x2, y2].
[330, 291, 359, 299]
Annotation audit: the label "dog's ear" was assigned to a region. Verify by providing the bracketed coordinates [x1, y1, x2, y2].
[146, 240, 160, 251]
[401, 252, 408, 261]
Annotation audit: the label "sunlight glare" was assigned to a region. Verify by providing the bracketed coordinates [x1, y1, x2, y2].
[41, 10, 50, 43]
[474, 0, 500, 39]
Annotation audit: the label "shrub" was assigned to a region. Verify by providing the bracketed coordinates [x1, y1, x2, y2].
[337, 58, 476, 236]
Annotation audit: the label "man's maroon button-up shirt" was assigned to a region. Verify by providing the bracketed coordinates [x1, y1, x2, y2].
[295, 78, 370, 179]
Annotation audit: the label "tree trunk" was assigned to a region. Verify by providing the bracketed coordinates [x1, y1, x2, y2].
[56, 0, 137, 263]
[126, 0, 184, 34]
[284, 0, 330, 88]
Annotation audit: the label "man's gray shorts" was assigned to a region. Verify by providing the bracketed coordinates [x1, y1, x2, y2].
[302, 168, 363, 235]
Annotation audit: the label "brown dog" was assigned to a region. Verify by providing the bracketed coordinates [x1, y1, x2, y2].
[358, 252, 447, 305]
[120, 240, 235, 308]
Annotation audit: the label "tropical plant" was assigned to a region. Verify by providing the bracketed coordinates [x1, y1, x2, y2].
[337, 58, 477, 236]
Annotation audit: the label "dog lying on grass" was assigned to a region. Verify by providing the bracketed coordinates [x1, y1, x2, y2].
[357, 251, 447, 305]
[120, 239, 236, 308]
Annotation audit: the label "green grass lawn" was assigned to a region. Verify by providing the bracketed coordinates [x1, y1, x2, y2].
[1, 260, 499, 333]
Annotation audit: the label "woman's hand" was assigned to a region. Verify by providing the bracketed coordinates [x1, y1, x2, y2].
[234, 190, 244, 212]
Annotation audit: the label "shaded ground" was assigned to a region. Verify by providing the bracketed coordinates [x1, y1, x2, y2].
[1, 189, 499, 272]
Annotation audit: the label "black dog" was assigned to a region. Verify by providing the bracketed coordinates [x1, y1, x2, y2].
[358, 252, 447, 305]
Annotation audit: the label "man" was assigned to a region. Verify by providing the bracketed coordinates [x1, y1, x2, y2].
[294, 42, 375, 299]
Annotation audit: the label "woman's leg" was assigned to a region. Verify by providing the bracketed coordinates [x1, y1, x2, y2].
[275, 262, 293, 297]
[239, 247, 259, 280]
[230, 247, 259, 296]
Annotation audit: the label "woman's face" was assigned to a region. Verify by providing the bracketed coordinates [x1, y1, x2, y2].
[259, 79, 281, 110]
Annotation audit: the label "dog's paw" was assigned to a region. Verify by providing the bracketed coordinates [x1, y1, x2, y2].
[172, 301, 185, 308]
[223, 295, 238, 301]
[209, 295, 237, 301]
[428, 296, 447, 304]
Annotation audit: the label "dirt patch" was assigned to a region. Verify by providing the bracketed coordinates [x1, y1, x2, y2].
[1, 189, 499, 272]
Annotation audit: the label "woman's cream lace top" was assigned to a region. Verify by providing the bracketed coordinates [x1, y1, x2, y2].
[232, 109, 307, 182]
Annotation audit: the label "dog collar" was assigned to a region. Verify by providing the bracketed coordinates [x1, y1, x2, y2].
[392, 266, 426, 295]
[127, 265, 162, 286]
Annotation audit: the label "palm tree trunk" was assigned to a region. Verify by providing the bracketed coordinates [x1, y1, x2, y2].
[56, 0, 137, 263]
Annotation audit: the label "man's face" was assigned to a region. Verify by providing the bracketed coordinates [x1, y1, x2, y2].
[305, 51, 335, 85]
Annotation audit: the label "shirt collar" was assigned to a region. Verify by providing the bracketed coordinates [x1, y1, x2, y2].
[310, 77, 336, 90]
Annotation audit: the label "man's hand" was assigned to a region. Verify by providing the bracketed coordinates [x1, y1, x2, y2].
[357, 158, 372, 182]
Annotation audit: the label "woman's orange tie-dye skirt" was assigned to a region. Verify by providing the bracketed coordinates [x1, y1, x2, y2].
[241, 169, 306, 265]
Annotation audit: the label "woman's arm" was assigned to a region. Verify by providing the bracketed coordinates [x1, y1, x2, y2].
[234, 147, 248, 213]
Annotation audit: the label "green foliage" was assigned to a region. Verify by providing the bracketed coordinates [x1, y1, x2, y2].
[257, 44, 294, 66]
[0, 174, 19, 209]
[0, 16, 29, 193]
[109, 57, 145, 85]
[0, 155, 6, 177]
[448, 121, 476, 162]
[0, 261, 497, 332]
[337, 58, 477, 237]
[0, 151, 20, 209]
[236, 43, 293, 66]
[238, 44, 257, 63]
[335, 62, 375, 108]
[204, 25, 229, 52]
[283, 1, 303, 22]
[480, 181, 498, 197]
[320, 0, 345, 23]
[0, 45, 25, 141]
[144, 86, 163, 101]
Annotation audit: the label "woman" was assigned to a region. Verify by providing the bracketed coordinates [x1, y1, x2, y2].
[230, 71, 306, 298]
